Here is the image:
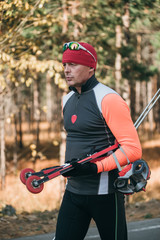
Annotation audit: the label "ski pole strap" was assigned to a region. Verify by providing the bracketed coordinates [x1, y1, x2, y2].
[119, 146, 130, 164]
[112, 146, 130, 171]
[112, 152, 122, 171]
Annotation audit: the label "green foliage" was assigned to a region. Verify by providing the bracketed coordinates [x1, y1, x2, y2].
[0, 0, 160, 92]
[122, 59, 155, 82]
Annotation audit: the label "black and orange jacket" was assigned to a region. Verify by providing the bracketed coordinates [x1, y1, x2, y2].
[62, 74, 142, 195]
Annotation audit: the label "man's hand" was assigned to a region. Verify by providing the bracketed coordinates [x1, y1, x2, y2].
[62, 161, 97, 177]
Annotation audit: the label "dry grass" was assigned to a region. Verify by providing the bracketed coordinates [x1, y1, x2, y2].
[0, 159, 64, 213]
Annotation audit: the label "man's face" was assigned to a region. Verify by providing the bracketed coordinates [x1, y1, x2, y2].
[63, 63, 94, 90]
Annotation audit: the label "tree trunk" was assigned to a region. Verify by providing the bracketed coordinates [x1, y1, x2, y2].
[62, 0, 68, 34]
[36, 119, 40, 148]
[18, 108, 23, 148]
[115, 24, 122, 94]
[130, 81, 136, 122]
[33, 78, 40, 148]
[147, 80, 154, 138]
[122, 3, 131, 110]
[0, 94, 6, 190]
[141, 81, 147, 134]
[155, 73, 160, 132]
[135, 34, 142, 120]
[157, 74, 160, 133]
[46, 72, 53, 121]
[46, 72, 52, 139]
[13, 114, 18, 173]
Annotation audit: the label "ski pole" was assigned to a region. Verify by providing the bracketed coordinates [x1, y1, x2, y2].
[134, 88, 160, 129]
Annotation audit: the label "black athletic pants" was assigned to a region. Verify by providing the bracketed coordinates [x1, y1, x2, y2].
[54, 190, 128, 240]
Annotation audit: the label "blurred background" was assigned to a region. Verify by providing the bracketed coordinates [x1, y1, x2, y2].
[0, 0, 160, 235]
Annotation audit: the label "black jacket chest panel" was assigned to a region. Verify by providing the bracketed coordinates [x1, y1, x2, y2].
[63, 90, 105, 139]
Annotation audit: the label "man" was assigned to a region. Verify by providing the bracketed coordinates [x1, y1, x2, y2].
[54, 42, 142, 240]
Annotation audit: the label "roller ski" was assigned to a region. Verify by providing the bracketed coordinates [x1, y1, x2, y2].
[20, 143, 118, 194]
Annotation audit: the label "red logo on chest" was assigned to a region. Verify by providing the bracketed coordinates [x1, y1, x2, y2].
[71, 115, 77, 124]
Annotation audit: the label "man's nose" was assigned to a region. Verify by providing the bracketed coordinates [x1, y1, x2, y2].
[64, 64, 71, 72]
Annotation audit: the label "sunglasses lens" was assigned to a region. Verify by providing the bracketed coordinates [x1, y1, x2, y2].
[69, 42, 79, 50]
[63, 43, 68, 52]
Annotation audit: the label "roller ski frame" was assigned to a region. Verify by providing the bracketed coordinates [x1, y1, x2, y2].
[20, 88, 160, 194]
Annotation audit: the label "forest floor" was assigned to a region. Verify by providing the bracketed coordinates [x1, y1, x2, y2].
[0, 134, 160, 239]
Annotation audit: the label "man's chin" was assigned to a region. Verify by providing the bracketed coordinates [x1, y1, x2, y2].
[66, 79, 74, 86]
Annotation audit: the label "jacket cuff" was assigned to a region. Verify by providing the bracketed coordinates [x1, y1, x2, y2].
[95, 161, 104, 173]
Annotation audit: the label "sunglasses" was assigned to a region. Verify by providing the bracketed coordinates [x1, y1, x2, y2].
[63, 42, 96, 62]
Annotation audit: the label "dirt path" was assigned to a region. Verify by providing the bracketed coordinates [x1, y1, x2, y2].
[0, 199, 160, 240]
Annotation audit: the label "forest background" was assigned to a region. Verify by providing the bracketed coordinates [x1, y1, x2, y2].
[0, 0, 160, 226]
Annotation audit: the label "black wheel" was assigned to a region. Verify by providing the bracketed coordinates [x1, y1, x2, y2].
[114, 178, 127, 189]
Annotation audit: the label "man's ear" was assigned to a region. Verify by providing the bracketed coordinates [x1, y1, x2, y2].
[89, 67, 95, 73]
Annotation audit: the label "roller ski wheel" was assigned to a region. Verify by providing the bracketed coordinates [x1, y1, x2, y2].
[114, 178, 127, 189]
[20, 168, 35, 185]
[26, 175, 44, 194]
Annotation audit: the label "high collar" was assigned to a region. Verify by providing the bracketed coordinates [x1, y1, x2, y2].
[69, 74, 99, 93]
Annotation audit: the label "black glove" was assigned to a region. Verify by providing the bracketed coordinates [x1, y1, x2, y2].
[62, 161, 97, 177]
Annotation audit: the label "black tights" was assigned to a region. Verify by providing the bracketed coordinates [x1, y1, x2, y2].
[54, 190, 128, 240]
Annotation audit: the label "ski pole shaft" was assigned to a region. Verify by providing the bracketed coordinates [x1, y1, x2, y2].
[134, 88, 160, 130]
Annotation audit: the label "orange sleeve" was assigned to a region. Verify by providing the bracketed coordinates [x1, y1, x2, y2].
[95, 93, 142, 173]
